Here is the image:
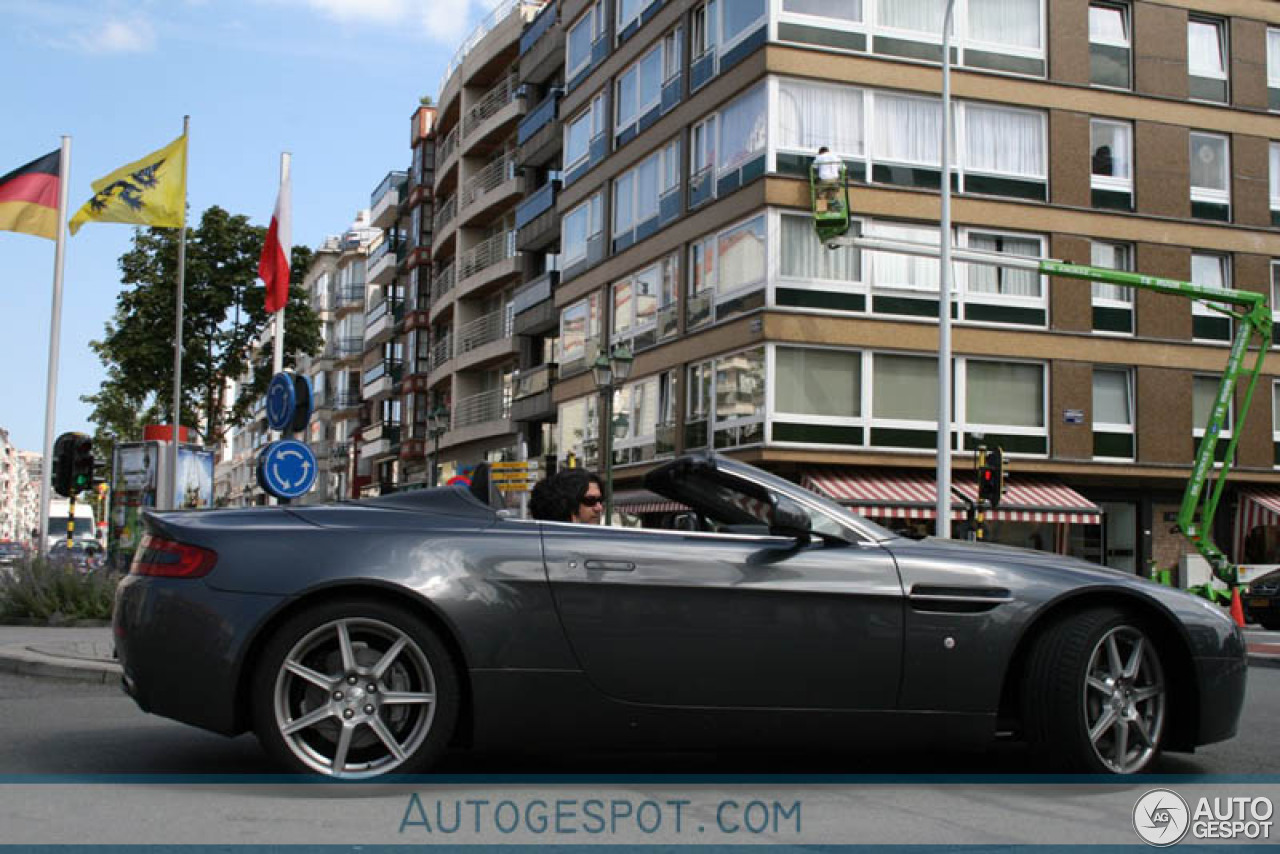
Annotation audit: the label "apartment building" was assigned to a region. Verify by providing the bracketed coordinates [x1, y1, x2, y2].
[0, 429, 38, 542]
[497, 0, 1280, 576]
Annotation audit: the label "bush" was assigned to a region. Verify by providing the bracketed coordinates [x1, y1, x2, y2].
[0, 557, 119, 623]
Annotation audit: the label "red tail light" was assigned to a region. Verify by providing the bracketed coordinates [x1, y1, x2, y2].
[130, 534, 217, 578]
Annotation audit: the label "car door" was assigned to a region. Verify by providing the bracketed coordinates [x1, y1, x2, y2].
[540, 460, 904, 711]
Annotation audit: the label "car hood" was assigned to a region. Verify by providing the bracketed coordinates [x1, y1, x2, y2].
[886, 535, 1145, 584]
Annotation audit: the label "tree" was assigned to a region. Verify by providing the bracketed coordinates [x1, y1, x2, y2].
[85, 206, 321, 460]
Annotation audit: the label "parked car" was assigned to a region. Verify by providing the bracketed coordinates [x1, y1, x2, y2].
[48, 538, 105, 572]
[0, 541, 25, 577]
[114, 452, 1246, 779]
[1244, 569, 1280, 630]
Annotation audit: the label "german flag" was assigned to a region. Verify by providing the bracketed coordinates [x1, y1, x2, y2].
[0, 150, 60, 240]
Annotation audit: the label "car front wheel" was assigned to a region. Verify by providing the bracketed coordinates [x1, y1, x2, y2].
[251, 599, 459, 778]
[1023, 607, 1168, 774]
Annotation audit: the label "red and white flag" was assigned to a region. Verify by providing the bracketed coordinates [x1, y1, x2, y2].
[258, 158, 291, 313]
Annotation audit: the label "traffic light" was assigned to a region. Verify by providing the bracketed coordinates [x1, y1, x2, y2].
[72, 435, 96, 492]
[979, 447, 1005, 508]
[51, 432, 79, 497]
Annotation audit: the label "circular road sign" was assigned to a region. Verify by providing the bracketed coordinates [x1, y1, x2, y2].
[266, 372, 297, 432]
[290, 373, 314, 433]
[257, 439, 318, 500]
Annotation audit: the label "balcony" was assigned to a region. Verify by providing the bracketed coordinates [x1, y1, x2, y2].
[515, 179, 559, 252]
[518, 2, 562, 86]
[452, 387, 510, 430]
[512, 270, 558, 336]
[368, 236, 402, 284]
[333, 285, 365, 315]
[461, 153, 519, 224]
[359, 421, 402, 460]
[517, 88, 559, 146]
[364, 298, 403, 346]
[510, 363, 556, 422]
[431, 332, 454, 371]
[457, 308, 512, 355]
[433, 193, 458, 236]
[362, 359, 403, 399]
[333, 336, 364, 361]
[432, 261, 457, 309]
[464, 74, 521, 143]
[370, 171, 407, 229]
[334, 392, 362, 411]
[458, 230, 518, 292]
[330, 440, 353, 461]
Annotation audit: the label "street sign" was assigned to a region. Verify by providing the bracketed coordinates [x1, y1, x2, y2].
[489, 461, 540, 494]
[266, 372, 297, 432]
[290, 373, 314, 433]
[257, 439, 318, 500]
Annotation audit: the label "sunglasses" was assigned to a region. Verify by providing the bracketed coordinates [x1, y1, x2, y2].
[580, 495, 604, 507]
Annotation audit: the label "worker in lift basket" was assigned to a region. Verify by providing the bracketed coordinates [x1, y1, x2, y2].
[813, 146, 843, 213]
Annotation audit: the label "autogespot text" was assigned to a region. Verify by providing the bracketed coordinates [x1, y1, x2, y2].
[399, 794, 802, 838]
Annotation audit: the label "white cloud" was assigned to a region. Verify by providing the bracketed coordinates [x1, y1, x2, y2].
[270, 0, 501, 44]
[72, 17, 157, 53]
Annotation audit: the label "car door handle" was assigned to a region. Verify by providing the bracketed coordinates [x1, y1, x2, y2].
[584, 560, 635, 572]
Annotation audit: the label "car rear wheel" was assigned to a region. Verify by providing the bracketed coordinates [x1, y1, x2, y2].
[1023, 607, 1167, 774]
[251, 599, 459, 778]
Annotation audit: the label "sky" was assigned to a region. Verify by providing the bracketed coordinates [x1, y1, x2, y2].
[0, 0, 508, 454]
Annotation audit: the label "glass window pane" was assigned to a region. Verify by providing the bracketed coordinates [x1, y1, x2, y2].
[639, 48, 662, 107]
[613, 281, 633, 334]
[722, 0, 766, 43]
[634, 265, 659, 327]
[777, 78, 864, 155]
[777, 347, 861, 417]
[879, 0, 945, 34]
[1188, 19, 1225, 77]
[1093, 369, 1131, 425]
[781, 215, 860, 282]
[718, 83, 767, 173]
[783, 0, 862, 21]
[1189, 133, 1228, 193]
[1090, 120, 1131, 180]
[874, 354, 938, 420]
[969, 0, 1039, 49]
[717, 216, 766, 293]
[1091, 241, 1133, 302]
[874, 93, 942, 166]
[967, 361, 1044, 427]
[1269, 29, 1280, 83]
[870, 222, 939, 291]
[715, 348, 765, 421]
[1193, 376, 1227, 427]
[1089, 4, 1127, 45]
[568, 11, 593, 71]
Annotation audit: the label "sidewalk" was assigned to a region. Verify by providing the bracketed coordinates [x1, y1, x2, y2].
[0, 625, 1277, 684]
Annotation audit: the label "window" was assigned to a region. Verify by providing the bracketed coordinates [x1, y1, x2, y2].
[1272, 261, 1280, 348]
[614, 40, 666, 144]
[611, 375, 661, 465]
[1191, 253, 1231, 343]
[1090, 118, 1133, 210]
[872, 0, 1043, 76]
[1093, 368, 1134, 459]
[1271, 142, 1280, 225]
[563, 93, 606, 176]
[566, 3, 603, 84]
[560, 193, 603, 270]
[960, 103, 1045, 197]
[959, 358, 1047, 454]
[558, 292, 602, 370]
[780, 213, 862, 283]
[1189, 132, 1230, 221]
[1268, 29, 1280, 111]
[616, 0, 657, 42]
[776, 78, 865, 179]
[686, 360, 713, 449]
[1193, 374, 1233, 463]
[963, 230, 1043, 305]
[717, 81, 767, 191]
[556, 396, 599, 469]
[1089, 2, 1130, 89]
[612, 140, 680, 250]
[612, 258, 667, 351]
[776, 347, 860, 419]
[870, 352, 939, 450]
[713, 347, 765, 449]
[691, 0, 717, 60]
[1090, 241, 1134, 334]
[722, 0, 767, 50]
[690, 115, 717, 207]
[1188, 17, 1228, 103]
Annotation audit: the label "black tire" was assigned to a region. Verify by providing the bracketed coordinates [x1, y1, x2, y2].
[1022, 607, 1168, 774]
[251, 598, 459, 778]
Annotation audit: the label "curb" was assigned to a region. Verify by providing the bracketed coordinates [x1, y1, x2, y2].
[0, 645, 120, 685]
[1248, 653, 1280, 670]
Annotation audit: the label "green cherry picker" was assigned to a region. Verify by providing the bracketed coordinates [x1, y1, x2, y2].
[810, 163, 1273, 588]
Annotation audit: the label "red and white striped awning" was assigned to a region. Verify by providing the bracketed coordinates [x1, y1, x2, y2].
[801, 468, 1101, 524]
[1232, 490, 1280, 559]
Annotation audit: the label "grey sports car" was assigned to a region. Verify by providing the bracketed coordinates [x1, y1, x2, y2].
[113, 452, 1245, 778]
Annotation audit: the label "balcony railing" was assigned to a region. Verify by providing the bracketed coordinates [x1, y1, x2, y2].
[334, 336, 364, 358]
[441, 0, 543, 92]
[368, 236, 401, 269]
[432, 261, 457, 302]
[457, 308, 511, 354]
[431, 332, 453, 369]
[519, 0, 556, 54]
[334, 392, 362, 410]
[362, 420, 402, 445]
[453, 387, 510, 429]
[518, 89, 561, 145]
[371, 171, 408, 210]
[330, 440, 352, 460]
[459, 230, 517, 281]
[365, 298, 392, 325]
[362, 359, 404, 387]
[434, 193, 457, 232]
[514, 362, 556, 399]
[437, 125, 460, 165]
[515, 179, 558, 230]
[463, 152, 517, 208]
[464, 74, 519, 138]
[511, 269, 557, 314]
[334, 285, 364, 308]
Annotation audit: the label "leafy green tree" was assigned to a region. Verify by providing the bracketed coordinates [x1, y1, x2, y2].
[85, 206, 321, 458]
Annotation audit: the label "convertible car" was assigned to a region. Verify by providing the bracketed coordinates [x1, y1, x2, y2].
[114, 453, 1245, 778]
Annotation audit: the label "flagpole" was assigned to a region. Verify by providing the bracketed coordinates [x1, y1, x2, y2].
[271, 152, 290, 376]
[169, 115, 190, 510]
[37, 136, 72, 558]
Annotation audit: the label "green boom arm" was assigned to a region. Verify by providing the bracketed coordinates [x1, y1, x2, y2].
[815, 205, 1272, 584]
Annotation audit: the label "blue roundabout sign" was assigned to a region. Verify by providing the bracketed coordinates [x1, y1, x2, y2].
[266, 372, 297, 432]
[257, 439, 318, 500]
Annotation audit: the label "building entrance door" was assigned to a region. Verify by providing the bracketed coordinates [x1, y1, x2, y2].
[1102, 501, 1138, 572]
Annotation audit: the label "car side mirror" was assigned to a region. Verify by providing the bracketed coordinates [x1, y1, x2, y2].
[770, 497, 811, 544]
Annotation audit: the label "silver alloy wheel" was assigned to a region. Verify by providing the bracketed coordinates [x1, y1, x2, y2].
[272, 616, 438, 778]
[1082, 624, 1166, 773]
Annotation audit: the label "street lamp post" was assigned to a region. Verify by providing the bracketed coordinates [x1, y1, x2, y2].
[592, 344, 633, 524]
[428, 405, 449, 487]
[937, 0, 958, 539]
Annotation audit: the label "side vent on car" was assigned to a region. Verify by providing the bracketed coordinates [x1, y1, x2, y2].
[907, 585, 1012, 614]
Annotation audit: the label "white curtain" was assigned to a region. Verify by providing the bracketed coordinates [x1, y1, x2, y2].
[777, 79, 864, 155]
[968, 0, 1039, 49]
[719, 83, 767, 172]
[878, 0, 944, 34]
[1093, 370, 1131, 426]
[776, 347, 861, 417]
[873, 354, 937, 420]
[1089, 5, 1126, 45]
[1269, 30, 1280, 82]
[781, 215, 860, 282]
[1189, 134, 1227, 193]
[874, 93, 942, 166]
[964, 104, 1044, 178]
[718, 216, 767, 292]
[966, 233, 1040, 296]
[870, 222, 939, 291]
[1090, 242, 1133, 303]
[1188, 20, 1224, 77]
[783, 0, 862, 21]
[1192, 253, 1226, 289]
[967, 361, 1043, 427]
[1090, 120, 1131, 180]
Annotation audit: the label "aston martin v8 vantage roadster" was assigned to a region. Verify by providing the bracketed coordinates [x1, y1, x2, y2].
[113, 453, 1245, 778]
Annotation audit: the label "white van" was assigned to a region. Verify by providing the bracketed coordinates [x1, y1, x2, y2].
[46, 498, 96, 549]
